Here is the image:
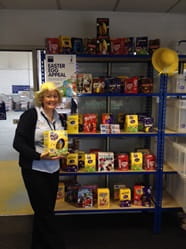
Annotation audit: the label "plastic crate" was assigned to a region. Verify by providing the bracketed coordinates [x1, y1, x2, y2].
[176, 143, 186, 177]
[164, 138, 186, 177]
[166, 98, 186, 132]
[168, 74, 186, 93]
[164, 138, 180, 171]
[166, 173, 186, 212]
[176, 40, 186, 55]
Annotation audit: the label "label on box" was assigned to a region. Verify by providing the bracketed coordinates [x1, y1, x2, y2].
[98, 152, 114, 171]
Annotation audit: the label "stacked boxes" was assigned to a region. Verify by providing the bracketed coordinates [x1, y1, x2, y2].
[96, 18, 110, 55]
[166, 174, 186, 212]
[165, 138, 186, 177]
[168, 74, 186, 93]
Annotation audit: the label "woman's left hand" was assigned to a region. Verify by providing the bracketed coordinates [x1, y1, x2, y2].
[40, 151, 60, 160]
[40, 151, 66, 160]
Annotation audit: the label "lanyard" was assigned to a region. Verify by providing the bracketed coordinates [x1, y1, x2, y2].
[41, 111, 56, 130]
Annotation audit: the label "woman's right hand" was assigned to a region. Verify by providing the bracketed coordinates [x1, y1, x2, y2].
[40, 151, 51, 160]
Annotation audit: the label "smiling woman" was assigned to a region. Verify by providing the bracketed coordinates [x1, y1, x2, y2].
[34, 81, 62, 107]
[13, 81, 66, 249]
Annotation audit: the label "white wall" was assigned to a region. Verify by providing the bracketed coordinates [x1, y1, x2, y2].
[0, 10, 186, 49]
[0, 52, 33, 94]
[0, 51, 33, 161]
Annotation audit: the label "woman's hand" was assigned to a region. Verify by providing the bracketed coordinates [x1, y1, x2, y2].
[40, 151, 62, 160]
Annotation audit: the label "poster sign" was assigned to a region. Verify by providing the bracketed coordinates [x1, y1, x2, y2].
[12, 85, 30, 94]
[45, 54, 76, 86]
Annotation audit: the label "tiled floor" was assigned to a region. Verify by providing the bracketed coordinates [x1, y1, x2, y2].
[0, 212, 186, 249]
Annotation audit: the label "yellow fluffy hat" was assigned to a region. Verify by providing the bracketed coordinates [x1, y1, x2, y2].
[39, 81, 58, 92]
[34, 82, 62, 106]
[152, 48, 178, 75]
[36, 81, 62, 96]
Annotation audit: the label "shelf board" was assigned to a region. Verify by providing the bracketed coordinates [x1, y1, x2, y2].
[76, 93, 159, 97]
[60, 169, 157, 176]
[163, 164, 177, 173]
[68, 131, 158, 137]
[76, 54, 151, 63]
[44, 54, 186, 63]
[55, 200, 155, 214]
[60, 165, 177, 176]
[164, 129, 186, 136]
[162, 192, 181, 209]
[166, 93, 186, 97]
[54, 195, 181, 214]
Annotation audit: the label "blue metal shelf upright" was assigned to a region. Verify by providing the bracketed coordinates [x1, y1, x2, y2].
[153, 73, 169, 233]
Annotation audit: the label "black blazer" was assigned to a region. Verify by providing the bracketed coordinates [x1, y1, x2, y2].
[13, 108, 41, 169]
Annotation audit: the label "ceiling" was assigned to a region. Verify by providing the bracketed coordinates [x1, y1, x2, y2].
[0, 0, 186, 14]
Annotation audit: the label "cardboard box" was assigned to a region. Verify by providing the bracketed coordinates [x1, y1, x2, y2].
[97, 188, 110, 208]
[84, 153, 96, 172]
[67, 114, 79, 134]
[43, 130, 68, 156]
[98, 152, 114, 171]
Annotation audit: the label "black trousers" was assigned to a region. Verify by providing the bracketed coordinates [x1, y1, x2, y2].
[21, 168, 65, 249]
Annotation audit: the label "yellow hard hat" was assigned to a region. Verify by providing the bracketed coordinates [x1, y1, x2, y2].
[152, 48, 178, 75]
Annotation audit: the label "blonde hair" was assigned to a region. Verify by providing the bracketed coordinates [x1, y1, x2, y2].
[34, 82, 62, 107]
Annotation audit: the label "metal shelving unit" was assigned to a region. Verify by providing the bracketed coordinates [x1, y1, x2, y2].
[62, 55, 163, 233]
[40, 54, 184, 232]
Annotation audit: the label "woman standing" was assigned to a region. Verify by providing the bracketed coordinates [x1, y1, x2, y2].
[13, 82, 66, 249]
